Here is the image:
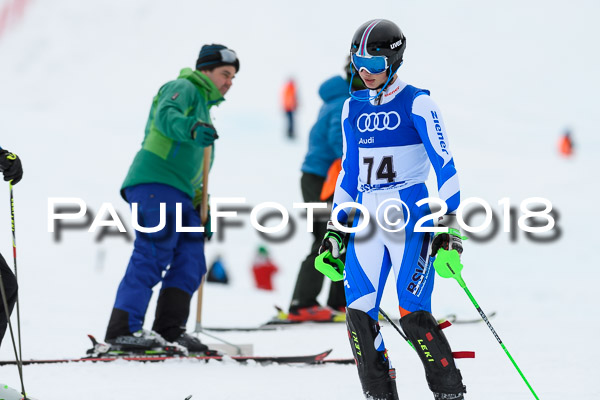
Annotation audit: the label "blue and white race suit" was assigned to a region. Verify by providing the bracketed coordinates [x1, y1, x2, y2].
[332, 77, 460, 321]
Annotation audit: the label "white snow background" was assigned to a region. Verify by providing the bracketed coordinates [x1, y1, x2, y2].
[0, 0, 599, 398]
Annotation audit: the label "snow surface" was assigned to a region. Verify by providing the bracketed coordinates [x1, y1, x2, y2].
[0, 0, 599, 398]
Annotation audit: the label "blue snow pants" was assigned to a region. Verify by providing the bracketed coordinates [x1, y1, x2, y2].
[344, 183, 435, 321]
[112, 183, 206, 334]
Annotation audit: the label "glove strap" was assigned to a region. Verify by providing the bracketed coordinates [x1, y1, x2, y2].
[447, 227, 468, 240]
[325, 230, 344, 246]
[436, 215, 468, 240]
[325, 221, 346, 242]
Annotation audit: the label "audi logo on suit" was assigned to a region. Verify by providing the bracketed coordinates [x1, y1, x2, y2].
[356, 111, 401, 132]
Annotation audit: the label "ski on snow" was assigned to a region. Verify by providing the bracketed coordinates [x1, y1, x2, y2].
[0, 349, 353, 366]
[201, 309, 497, 332]
[201, 325, 278, 332]
[0, 335, 354, 366]
[202, 305, 344, 331]
[443, 311, 497, 324]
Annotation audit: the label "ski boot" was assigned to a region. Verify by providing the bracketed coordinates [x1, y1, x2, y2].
[173, 332, 220, 356]
[92, 330, 187, 357]
[400, 311, 466, 399]
[347, 308, 399, 400]
[287, 305, 344, 322]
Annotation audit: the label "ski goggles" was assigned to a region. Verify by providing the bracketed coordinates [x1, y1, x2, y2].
[351, 53, 388, 75]
[220, 48, 238, 63]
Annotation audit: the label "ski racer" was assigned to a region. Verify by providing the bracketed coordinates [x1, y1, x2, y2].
[318, 19, 467, 399]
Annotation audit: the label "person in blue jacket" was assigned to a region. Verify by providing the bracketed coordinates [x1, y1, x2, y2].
[287, 61, 364, 322]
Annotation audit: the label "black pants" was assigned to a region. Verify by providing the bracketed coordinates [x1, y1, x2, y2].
[285, 111, 295, 139]
[0, 252, 18, 347]
[290, 173, 345, 311]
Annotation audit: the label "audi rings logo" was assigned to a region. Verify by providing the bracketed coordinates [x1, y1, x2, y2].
[357, 111, 401, 132]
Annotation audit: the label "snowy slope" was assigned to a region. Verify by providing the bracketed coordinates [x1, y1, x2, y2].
[0, 0, 599, 398]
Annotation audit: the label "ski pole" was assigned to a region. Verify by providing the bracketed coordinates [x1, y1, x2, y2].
[4, 181, 28, 399]
[9, 181, 23, 365]
[433, 249, 540, 400]
[196, 328, 245, 356]
[378, 308, 414, 350]
[0, 270, 26, 398]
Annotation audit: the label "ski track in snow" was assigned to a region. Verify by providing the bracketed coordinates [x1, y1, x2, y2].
[0, 0, 599, 398]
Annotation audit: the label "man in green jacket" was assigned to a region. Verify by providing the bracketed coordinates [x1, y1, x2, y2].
[105, 44, 239, 353]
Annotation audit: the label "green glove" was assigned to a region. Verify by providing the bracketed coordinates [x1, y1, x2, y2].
[191, 121, 218, 147]
[318, 221, 346, 258]
[431, 214, 467, 257]
[203, 208, 213, 241]
[196, 204, 213, 241]
[431, 214, 467, 285]
[315, 221, 346, 281]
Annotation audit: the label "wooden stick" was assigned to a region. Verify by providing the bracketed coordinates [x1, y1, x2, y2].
[200, 145, 212, 225]
[195, 275, 205, 332]
[195, 145, 212, 332]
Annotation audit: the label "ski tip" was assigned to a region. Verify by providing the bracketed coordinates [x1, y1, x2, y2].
[268, 305, 292, 324]
[315, 349, 333, 362]
[442, 314, 457, 324]
[87, 334, 99, 346]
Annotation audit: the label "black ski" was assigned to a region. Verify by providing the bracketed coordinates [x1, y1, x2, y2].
[264, 319, 343, 326]
[0, 335, 354, 366]
[0, 349, 354, 366]
[201, 325, 278, 332]
[203, 310, 494, 331]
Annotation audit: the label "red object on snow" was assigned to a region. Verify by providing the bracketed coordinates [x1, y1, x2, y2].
[558, 134, 573, 157]
[287, 305, 337, 322]
[252, 246, 278, 290]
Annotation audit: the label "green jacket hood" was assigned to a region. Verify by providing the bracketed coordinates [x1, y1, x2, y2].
[178, 68, 225, 107]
